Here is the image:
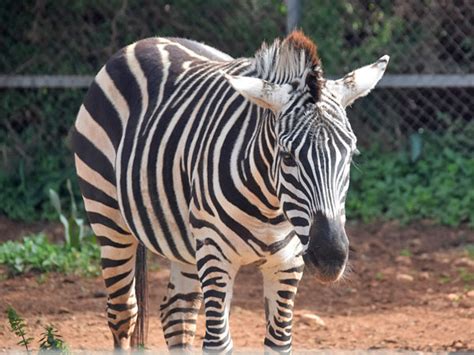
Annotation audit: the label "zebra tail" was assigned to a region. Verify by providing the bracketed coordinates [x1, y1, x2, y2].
[131, 242, 148, 348]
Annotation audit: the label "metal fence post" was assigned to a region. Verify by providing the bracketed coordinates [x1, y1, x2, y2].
[286, 0, 301, 34]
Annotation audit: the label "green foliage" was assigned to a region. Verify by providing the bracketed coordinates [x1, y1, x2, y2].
[6, 306, 68, 353]
[0, 0, 283, 75]
[7, 306, 33, 353]
[301, 0, 407, 75]
[347, 137, 474, 226]
[466, 245, 474, 260]
[375, 272, 385, 281]
[49, 180, 90, 249]
[458, 268, 474, 284]
[0, 89, 85, 221]
[399, 249, 412, 257]
[39, 325, 68, 353]
[0, 234, 100, 277]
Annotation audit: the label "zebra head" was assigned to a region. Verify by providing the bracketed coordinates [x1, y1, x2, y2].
[226, 33, 389, 283]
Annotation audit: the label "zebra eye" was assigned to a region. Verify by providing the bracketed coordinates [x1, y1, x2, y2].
[281, 151, 297, 167]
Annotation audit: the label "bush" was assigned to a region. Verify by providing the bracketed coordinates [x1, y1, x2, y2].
[0, 234, 100, 277]
[347, 137, 474, 226]
[0, 89, 85, 221]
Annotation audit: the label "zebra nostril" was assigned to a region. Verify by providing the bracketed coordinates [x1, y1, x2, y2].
[299, 235, 309, 245]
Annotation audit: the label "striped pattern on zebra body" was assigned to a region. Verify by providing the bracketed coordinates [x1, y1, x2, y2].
[72, 31, 388, 352]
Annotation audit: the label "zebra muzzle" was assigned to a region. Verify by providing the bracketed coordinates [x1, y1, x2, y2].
[303, 212, 349, 283]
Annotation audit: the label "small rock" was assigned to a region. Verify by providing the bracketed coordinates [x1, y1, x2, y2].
[446, 293, 459, 302]
[300, 313, 326, 327]
[459, 300, 473, 309]
[58, 307, 71, 314]
[408, 238, 422, 248]
[92, 291, 107, 298]
[454, 257, 474, 268]
[396, 273, 414, 282]
[395, 255, 412, 266]
[232, 306, 243, 314]
[452, 340, 465, 349]
[418, 253, 430, 260]
[419, 272, 430, 280]
[466, 290, 474, 298]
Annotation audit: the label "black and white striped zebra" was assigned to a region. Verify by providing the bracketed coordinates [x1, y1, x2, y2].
[72, 31, 388, 352]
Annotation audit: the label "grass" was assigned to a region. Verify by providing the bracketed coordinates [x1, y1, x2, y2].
[465, 244, 474, 260]
[399, 248, 412, 257]
[0, 233, 100, 277]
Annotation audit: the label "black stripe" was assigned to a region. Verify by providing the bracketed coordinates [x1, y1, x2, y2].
[181, 272, 199, 280]
[108, 302, 136, 312]
[82, 81, 123, 150]
[160, 292, 202, 311]
[101, 256, 132, 269]
[87, 212, 129, 235]
[72, 130, 115, 184]
[96, 236, 132, 248]
[77, 176, 119, 209]
[104, 269, 132, 288]
[109, 280, 134, 299]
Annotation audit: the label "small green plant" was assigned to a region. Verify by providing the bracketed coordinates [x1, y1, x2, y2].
[399, 249, 412, 257]
[465, 244, 474, 260]
[0, 233, 100, 277]
[39, 325, 68, 352]
[439, 275, 451, 284]
[458, 268, 474, 284]
[6, 306, 68, 353]
[375, 272, 385, 281]
[347, 139, 474, 226]
[49, 180, 89, 250]
[7, 306, 33, 353]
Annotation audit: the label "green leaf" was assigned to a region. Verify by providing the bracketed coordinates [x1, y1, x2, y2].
[48, 188, 62, 215]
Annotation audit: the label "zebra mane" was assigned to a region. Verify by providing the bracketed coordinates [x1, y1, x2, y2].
[253, 31, 323, 101]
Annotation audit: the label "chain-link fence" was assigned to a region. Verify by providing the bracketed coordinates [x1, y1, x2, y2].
[0, 0, 473, 221]
[297, 0, 474, 152]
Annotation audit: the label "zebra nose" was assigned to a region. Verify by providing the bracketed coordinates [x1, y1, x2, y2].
[303, 212, 349, 282]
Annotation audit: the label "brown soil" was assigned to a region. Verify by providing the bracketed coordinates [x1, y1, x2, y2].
[1, 220, 473, 352]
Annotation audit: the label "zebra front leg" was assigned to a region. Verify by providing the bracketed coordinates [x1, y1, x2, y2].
[196, 238, 239, 353]
[260, 257, 304, 353]
[99, 236, 139, 349]
[160, 261, 203, 351]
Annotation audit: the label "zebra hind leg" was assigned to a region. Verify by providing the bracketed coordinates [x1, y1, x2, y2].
[78, 180, 143, 348]
[260, 257, 304, 353]
[99, 235, 140, 349]
[160, 261, 203, 351]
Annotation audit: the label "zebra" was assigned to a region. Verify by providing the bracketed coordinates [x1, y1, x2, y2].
[72, 31, 388, 352]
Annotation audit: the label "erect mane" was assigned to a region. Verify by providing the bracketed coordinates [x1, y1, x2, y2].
[253, 31, 323, 100]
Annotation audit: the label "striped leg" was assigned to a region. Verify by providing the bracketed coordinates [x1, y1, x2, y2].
[77, 169, 141, 349]
[261, 258, 304, 353]
[196, 238, 239, 353]
[160, 262, 203, 351]
[99, 234, 139, 349]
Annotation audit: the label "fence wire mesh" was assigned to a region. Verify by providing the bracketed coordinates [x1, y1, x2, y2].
[0, 0, 473, 220]
[301, 0, 474, 154]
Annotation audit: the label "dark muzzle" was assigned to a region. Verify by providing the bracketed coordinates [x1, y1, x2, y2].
[303, 212, 349, 283]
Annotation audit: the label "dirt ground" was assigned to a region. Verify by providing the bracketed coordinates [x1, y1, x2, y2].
[1, 219, 473, 352]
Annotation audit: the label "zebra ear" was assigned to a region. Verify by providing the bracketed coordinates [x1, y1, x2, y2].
[328, 55, 389, 107]
[223, 73, 292, 112]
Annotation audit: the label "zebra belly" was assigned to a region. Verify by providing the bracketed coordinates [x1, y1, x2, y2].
[115, 137, 196, 264]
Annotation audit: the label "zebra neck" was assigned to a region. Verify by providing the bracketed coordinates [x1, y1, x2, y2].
[237, 108, 281, 217]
